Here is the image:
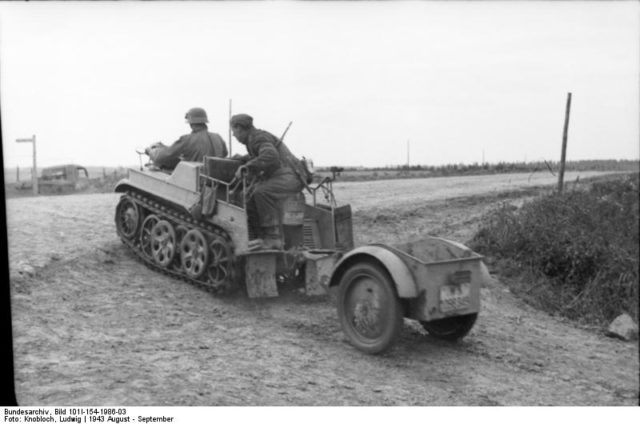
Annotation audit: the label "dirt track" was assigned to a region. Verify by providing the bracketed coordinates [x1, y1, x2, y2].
[7, 171, 639, 405]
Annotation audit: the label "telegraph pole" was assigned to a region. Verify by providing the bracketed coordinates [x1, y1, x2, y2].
[228, 99, 233, 156]
[16, 135, 37, 195]
[558, 92, 572, 193]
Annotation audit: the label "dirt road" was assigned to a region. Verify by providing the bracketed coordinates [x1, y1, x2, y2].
[7, 171, 638, 405]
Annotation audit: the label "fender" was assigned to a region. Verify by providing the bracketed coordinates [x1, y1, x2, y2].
[114, 178, 133, 193]
[329, 244, 418, 298]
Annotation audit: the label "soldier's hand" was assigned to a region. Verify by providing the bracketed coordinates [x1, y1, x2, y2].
[231, 154, 249, 163]
[235, 165, 247, 180]
[145, 142, 166, 156]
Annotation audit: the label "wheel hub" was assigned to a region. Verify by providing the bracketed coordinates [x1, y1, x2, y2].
[348, 277, 384, 338]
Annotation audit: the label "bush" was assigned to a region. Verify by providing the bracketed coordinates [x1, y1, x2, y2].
[470, 173, 639, 325]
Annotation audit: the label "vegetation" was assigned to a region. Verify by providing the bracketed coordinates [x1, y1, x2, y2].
[470, 173, 639, 325]
[314, 159, 639, 182]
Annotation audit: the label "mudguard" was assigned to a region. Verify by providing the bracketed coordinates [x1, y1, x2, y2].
[114, 177, 132, 193]
[329, 245, 418, 298]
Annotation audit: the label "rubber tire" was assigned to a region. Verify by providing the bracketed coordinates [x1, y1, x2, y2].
[421, 313, 478, 341]
[337, 261, 403, 354]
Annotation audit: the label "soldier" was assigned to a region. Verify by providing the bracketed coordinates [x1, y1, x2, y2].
[146, 107, 228, 169]
[230, 113, 304, 250]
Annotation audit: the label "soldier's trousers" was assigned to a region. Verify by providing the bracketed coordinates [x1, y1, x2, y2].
[247, 168, 303, 230]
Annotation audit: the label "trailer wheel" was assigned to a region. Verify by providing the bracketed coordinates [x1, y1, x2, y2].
[337, 262, 403, 354]
[421, 313, 477, 341]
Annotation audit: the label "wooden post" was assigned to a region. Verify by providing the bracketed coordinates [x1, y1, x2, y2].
[558, 92, 572, 193]
[32, 135, 38, 195]
[16, 166, 19, 182]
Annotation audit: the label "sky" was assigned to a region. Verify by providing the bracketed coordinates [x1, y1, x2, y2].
[1, 0, 638, 169]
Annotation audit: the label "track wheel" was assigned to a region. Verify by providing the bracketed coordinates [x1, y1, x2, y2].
[420, 313, 478, 341]
[175, 225, 189, 246]
[337, 261, 403, 354]
[172, 224, 189, 271]
[207, 234, 233, 289]
[140, 215, 159, 259]
[180, 229, 209, 279]
[115, 196, 140, 240]
[150, 220, 177, 267]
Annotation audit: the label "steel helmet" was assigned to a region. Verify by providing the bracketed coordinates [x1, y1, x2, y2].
[185, 107, 209, 124]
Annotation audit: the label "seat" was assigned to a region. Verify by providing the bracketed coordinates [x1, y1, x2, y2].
[204, 157, 242, 182]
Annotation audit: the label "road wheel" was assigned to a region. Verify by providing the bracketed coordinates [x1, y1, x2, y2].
[140, 215, 159, 259]
[180, 229, 209, 279]
[337, 261, 403, 354]
[150, 220, 177, 267]
[172, 224, 189, 271]
[207, 234, 233, 291]
[421, 313, 478, 341]
[115, 196, 140, 240]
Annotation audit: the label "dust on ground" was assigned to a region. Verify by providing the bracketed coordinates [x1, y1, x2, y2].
[6, 171, 638, 405]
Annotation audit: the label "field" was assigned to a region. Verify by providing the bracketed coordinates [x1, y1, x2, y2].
[6, 171, 638, 405]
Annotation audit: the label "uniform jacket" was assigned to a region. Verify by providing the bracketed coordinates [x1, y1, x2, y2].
[241, 128, 300, 179]
[151, 126, 227, 169]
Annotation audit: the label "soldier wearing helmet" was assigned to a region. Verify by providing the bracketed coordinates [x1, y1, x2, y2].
[146, 107, 228, 170]
[230, 113, 304, 250]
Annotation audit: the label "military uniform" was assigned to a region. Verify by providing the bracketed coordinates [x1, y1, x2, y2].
[240, 128, 303, 229]
[150, 124, 228, 169]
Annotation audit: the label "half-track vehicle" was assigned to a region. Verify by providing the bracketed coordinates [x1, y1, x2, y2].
[114, 155, 353, 296]
[115, 152, 488, 354]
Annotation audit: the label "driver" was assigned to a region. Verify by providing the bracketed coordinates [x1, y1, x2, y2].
[146, 107, 228, 169]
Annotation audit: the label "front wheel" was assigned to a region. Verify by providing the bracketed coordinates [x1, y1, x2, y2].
[115, 196, 140, 240]
[337, 261, 403, 354]
[421, 313, 478, 341]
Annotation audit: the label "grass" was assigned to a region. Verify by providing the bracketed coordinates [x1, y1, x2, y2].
[470, 173, 639, 325]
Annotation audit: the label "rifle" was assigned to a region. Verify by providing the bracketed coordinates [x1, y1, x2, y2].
[278, 120, 315, 191]
[280, 121, 293, 141]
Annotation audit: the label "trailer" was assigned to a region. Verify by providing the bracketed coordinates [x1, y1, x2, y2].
[330, 237, 487, 353]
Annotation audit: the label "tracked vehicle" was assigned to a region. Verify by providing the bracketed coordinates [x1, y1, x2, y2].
[115, 153, 488, 354]
[114, 156, 353, 295]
